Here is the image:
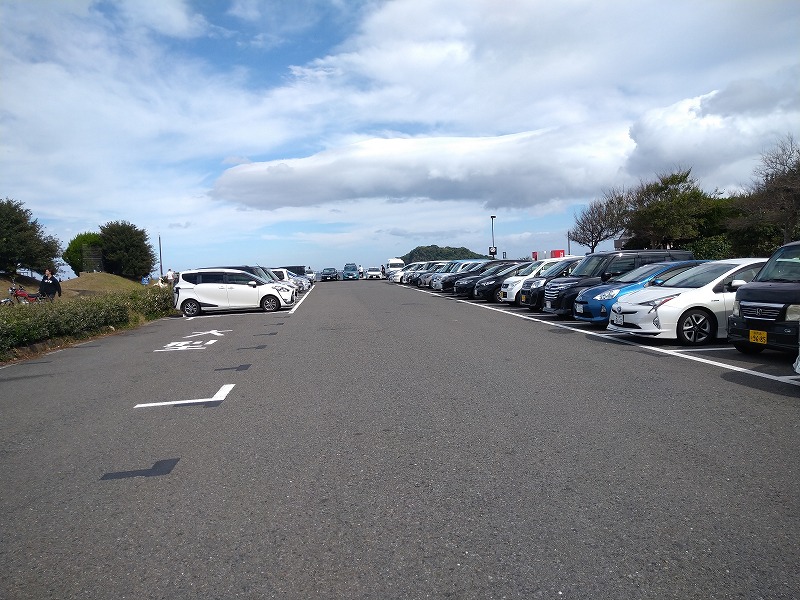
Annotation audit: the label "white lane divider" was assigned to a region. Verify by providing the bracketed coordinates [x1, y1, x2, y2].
[135, 384, 235, 408]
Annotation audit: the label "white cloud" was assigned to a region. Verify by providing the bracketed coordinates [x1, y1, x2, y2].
[0, 0, 798, 272]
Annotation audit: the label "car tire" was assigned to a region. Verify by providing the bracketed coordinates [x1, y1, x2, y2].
[676, 308, 715, 345]
[181, 299, 200, 317]
[261, 295, 279, 312]
[733, 341, 766, 354]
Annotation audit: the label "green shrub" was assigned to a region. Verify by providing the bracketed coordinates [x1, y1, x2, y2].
[0, 286, 176, 360]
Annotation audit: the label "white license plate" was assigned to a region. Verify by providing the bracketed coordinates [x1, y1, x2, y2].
[545, 300, 551, 309]
[575, 304, 584, 313]
[612, 313, 624, 326]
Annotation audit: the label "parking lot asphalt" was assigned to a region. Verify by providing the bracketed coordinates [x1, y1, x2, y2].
[1, 279, 798, 599]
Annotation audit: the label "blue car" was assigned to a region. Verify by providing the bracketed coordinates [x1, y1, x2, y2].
[572, 260, 707, 326]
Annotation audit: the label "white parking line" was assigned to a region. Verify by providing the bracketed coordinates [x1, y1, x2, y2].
[288, 286, 314, 314]
[410, 287, 800, 388]
[135, 384, 235, 408]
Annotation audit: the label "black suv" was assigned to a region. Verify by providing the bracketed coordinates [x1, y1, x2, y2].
[520, 257, 583, 311]
[728, 240, 800, 355]
[542, 249, 694, 317]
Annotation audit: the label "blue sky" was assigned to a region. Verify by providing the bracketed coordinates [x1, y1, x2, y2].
[1, 0, 798, 277]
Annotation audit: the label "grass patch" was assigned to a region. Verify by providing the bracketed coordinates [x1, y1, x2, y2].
[0, 276, 176, 362]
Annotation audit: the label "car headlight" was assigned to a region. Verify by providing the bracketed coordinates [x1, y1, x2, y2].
[786, 304, 800, 321]
[274, 285, 290, 293]
[639, 295, 678, 312]
[530, 279, 545, 289]
[594, 289, 620, 301]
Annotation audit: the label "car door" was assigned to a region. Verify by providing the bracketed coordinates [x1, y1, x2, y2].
[715, 262, 766, 337]
[196, 271, 229, 309]
[224, 272, 260, 308]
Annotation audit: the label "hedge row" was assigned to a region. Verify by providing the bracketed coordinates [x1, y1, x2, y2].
[0, 286, 176, 360]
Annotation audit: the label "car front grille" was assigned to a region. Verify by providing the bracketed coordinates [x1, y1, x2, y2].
[739, 301, 782, 321]
[544, 281, 571, 301]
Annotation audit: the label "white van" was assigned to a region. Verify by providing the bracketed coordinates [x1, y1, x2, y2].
[385, 258, 405, 274]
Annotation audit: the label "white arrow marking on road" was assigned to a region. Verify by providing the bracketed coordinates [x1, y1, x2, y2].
[135, 384, 235, 408]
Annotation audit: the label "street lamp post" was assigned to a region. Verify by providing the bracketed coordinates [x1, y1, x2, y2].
[490, 215, 496, 257]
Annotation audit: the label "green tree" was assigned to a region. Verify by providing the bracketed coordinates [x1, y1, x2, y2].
[623, 169, 715, 249]
[0, 198, 62, 274]
[63, 231, 103, 277]
[99, 220, 156, 279]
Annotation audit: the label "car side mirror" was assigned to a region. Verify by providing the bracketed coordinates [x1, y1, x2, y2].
[648, 279, 665, 287]
[728, 279, 748, 292]
[248, 281, 258, 287]
[601, 272, 611, 282]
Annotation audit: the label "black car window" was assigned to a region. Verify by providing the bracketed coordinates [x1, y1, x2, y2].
[611, 263, 667, 283]
[570, 255, 609, 277]
[181, 272, 198, 284]
[608, 256, 637, 274]
[227, 272, 257, 286]
[200, 272, 225, 284]
[638, 253, 668, 265]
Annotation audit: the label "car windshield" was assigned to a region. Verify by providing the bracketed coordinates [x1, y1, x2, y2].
[517, 261, 544, 276]
[539, 259, 574, 277]
[498, 263, 525, 276]
[478, 263, 509, 277]
[248, 266, 272, 280]
[755, 245, 800, 282]
[611, 263, 669, 284]
[461, 262, 486, 272]
[570, 255, 608, 277]
[659, 262, 737, 288]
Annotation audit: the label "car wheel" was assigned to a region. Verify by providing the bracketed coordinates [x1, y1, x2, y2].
[181, 299, 200, 317]
[676, 308, 715, 345]
[491, 288, 502, 303]
[733, 341, 765, 354]
[513, 292, 521, 306]
[261, 295, 279, 312]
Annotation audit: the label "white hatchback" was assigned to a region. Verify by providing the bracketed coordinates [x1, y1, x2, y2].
[500, 256, 578, 305]
[173, 268, 296, 316]
[606, 258, 766, 345]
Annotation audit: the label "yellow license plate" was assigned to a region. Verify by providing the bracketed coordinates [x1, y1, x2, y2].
[520, 294, 527, 303]
[749, 330, 767, 344]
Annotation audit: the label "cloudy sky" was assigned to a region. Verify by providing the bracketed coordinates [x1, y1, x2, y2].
[1, 0, 798, 277]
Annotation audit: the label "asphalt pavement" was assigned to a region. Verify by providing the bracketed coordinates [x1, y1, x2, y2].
[1, 280, 798, 599]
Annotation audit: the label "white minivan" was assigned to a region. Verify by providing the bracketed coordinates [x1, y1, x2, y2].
[173, 268, 295, 316]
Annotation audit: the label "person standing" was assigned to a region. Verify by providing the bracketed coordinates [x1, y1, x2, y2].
[358, 264, 364, 278]
[166, 268, 174, 286]
[40, 269, 62, 301]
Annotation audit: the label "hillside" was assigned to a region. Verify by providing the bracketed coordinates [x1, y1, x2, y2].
[1, 272, 145, 300]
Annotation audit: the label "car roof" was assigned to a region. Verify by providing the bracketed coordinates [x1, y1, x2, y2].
[187, 267, 259, 273]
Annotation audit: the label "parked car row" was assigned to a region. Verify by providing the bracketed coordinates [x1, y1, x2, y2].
[388, 246, 800, 354]
[318, 264, 387, 280]
[172, 264, 315, 316]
